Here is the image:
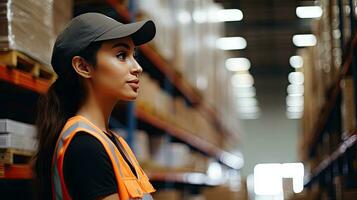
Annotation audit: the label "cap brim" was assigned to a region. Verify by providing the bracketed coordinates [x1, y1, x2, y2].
[94, 20, 156, 46]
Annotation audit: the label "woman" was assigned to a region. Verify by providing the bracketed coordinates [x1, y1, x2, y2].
[35, 12, 156, 200]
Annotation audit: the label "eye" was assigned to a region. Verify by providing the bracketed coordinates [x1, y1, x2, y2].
[116, 52, 127, 61]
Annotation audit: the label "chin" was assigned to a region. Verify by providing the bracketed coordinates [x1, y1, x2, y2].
[122, 94, 138, 101]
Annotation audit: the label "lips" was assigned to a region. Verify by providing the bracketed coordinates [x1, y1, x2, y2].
[127, 79, 140, 90]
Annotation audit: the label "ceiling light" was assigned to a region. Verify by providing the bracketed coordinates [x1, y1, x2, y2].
[292, 34, 317, 47]
[286, 111, 303, 119]
[288, 72, 304, 85]
[237, 97, 258, 107]
[296, 6, 323, 18]
[287, 84, 304, 95]
[254, 163, 283, 195]
[286, 95, 304, 106]
[289, 55, 304, 68]
[238, 106, 261, 113]
[212, 9, 243, 22]
[226, 57, 251, 71]
[231, 73, 254, 87]
[177, 11, 191, 24]
[216, 37, 247, 50]
[234, 87, 256, 98]
[287, 106, 304, 113]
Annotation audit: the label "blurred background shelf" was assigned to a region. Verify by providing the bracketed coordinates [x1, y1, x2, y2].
[0, 164, 32, 180]
[0, 65, 51, 95]
[304, 33, 357, 156]
[304, 132, 357, 187]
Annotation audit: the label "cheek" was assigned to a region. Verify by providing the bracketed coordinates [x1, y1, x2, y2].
[95, 57, 128, 92]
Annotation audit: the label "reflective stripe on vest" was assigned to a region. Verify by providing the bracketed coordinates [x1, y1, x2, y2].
[51, 116, 156, 200]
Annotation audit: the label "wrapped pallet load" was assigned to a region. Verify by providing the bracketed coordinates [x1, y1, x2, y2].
[0, 0, 72, 66]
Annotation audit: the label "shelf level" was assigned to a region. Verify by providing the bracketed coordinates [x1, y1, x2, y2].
[0, 65, 51, 94]
[306, 33, 357, 152]
[135, 108, 243, 170]
[304, 132, 357, 187]
[0, 164, 33, 179]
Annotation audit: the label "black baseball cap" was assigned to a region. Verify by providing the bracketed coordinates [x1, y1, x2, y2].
[51, 12, 156, 75]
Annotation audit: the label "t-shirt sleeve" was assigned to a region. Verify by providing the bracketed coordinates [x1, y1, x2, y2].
[63, 132, 118, 200]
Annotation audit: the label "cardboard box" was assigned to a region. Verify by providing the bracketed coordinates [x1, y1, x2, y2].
[0, 0, 72, 66]
[0, 119, 36, 138]
[341, 77, 356, 138]
[0, 133, 37, 151]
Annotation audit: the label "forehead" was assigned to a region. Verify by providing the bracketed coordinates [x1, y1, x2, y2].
[101, 37, 134, 49]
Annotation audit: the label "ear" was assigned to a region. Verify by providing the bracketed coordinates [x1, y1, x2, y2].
[71, 56, 93, 78]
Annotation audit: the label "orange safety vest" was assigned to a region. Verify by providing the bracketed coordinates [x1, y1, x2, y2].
[51, 115, 156, 200]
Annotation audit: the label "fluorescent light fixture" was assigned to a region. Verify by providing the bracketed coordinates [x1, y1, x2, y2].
[234, 87, 256, 98]
[231, 73, 254, 87]
[286, 95, 304, 107]
[287, 84, 304, 95]
[226, 57, 251, 71]
[292, 34, 317, 47]
[254, 163, 283, 195]
[177, 11, 191, 24]
[287, 106, 303, 113]
[289, 55, 304, 68]
[213, 9, 243, 22]
[239, 106, 260, 113]
[287, 111, 303, 119]
[237, 97, 258, 107]
[288, 72, 304, 85]
[296, 6, 323, 18]
[216, 37, 247, 50]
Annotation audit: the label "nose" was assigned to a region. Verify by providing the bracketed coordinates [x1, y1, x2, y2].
[131, 59, 143, 77]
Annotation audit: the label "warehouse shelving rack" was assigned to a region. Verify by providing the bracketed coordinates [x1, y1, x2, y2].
[301, 1, 357, 198]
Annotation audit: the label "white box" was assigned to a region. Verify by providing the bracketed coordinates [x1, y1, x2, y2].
[0, 133, 38, 151]
[0, 119, 37, 138]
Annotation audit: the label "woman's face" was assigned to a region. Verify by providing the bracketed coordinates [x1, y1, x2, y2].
[91, 37, 143, 101]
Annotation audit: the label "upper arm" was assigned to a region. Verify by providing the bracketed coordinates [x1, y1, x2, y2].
[63, 132, 118, 200]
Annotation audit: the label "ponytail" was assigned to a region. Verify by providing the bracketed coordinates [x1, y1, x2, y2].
[34, 41, 102, 199]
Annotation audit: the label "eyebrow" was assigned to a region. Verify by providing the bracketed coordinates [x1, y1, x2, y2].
[112, 42, 131, 50]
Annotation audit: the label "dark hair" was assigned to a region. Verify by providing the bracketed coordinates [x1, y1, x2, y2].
[34, 41, 102, 199]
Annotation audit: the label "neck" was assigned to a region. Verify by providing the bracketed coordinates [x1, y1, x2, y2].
[77, 86, 117, 132]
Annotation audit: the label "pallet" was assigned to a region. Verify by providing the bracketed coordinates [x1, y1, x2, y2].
[0, 50, 56, 81]
[0, 148, 34, 165]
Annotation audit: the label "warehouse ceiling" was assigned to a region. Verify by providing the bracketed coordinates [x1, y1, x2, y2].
[215, 0, 312, 76]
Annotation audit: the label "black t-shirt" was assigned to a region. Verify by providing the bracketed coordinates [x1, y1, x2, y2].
[63, 131, 137, 200]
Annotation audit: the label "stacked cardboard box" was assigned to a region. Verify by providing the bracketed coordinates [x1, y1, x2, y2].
[138, 73, 222, 147]
[0, 0, 72, 66]
[0, 119, 37, 152]
[341, 77, 356, 138]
